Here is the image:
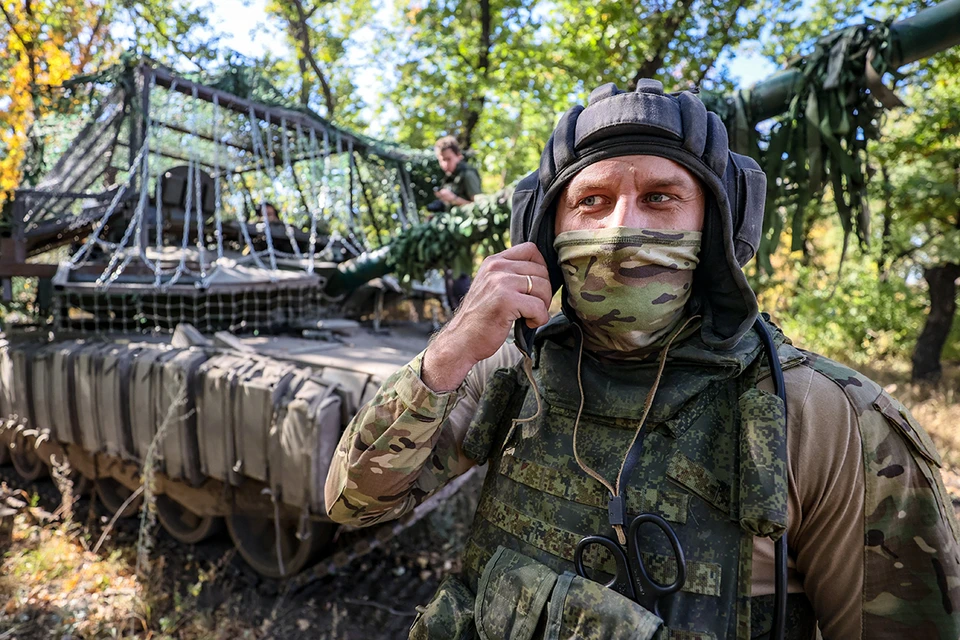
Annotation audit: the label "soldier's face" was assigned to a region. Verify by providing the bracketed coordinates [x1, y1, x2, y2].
[436, 149, 462, 175]
[554, 155, 705, 235]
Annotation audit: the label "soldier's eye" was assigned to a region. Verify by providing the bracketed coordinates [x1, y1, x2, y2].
[580, 195, 603, 207]
[647, 193, 673, 203]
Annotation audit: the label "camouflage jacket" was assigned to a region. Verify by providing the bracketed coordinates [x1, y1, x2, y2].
[324, 337, 960, 639]
[440, 160, 482, 208]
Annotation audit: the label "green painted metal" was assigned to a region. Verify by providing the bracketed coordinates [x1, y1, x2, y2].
[323, 246, 393, 297]
[888, 0, 960, 67]
[743, 0, 960, 123]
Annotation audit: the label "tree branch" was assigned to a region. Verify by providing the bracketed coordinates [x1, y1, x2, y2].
[285, 0, 336, 118]
[1, 1, 38, 93]
[454, 45, 476, 71]
[0, 3, 29, 51]
[297, 55, 311, 107]
[695, 0, 747, 86]
[893, 235, 935, 263]
[126, 5, 205, 71]
[461, 0, 492, 149]
[78, 6, 109, 70]
[628, 0, 695, 88]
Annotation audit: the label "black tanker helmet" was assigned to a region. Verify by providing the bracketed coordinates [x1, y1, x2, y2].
[511, 79, 767, 351]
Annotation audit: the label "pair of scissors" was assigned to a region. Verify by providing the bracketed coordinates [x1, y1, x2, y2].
[573, 512, 686, 618]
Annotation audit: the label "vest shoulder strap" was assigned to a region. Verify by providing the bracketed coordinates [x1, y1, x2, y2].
[462, 361, 528, 465]
[797, 351, 882, 413]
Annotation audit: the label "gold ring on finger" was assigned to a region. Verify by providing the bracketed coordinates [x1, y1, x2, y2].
[525, 274, 533, 295]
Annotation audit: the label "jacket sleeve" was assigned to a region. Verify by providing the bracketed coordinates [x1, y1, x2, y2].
[857, 390, 960, 639]
[460, 166, 482, 201]
[323, 343, 520, 527]
[782, 361, 960, 639]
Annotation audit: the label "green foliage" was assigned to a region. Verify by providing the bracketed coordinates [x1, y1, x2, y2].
[374, 0, 785, 190]
[112, 0, 220, 68]
[387, 189, 512, 282]
[759, 0, 929, 65]
[265, 0, 376, 125]
[774, 254, 926, 366]
[753, 42, 960, 368]
[373, 0, 545, 184]
[544, 0, 774, 92]
[0, 277, 40, 327]
[872, 47, 960, 271]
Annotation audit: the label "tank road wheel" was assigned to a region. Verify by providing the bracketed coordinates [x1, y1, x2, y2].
[9, 432, 48, 482]
[70, 473, 94, 497]
[96, 478, 143, 518]
[226, 514, 335, 579]
[156, 495, 223, 544]
[53, 466, 93, 499]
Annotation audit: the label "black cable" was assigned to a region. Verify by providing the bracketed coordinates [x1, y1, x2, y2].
[754, 318, 787, 640]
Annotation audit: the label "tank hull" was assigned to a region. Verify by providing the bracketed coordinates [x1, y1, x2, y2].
[0, 323, 433, 577]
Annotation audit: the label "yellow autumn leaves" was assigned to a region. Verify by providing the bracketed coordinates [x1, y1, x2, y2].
[0, 0, 112, 202]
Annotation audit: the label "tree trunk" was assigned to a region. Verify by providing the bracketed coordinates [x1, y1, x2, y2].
[912, 263, 960, 383]
[298, 55, 311, 108]
[460, 0, 492, 150]
[285, 0, 335, 118]
[627, 0, 695, 89]
[461, 96, 485, 151]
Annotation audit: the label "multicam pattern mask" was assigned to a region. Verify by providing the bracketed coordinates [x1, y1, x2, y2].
[554, 227, 701, 358]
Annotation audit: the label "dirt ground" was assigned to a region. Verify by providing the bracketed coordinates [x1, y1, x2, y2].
[1, 363, 959, 639]
[0, 465, 485, 640]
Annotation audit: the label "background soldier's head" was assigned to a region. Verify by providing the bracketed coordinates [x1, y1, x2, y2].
[434, 136, 464, 175]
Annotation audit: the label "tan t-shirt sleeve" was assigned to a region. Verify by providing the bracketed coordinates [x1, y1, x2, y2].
[753, 365, 866, 639]
[324, 341, 521, 526]
[445, 342, 524, 476]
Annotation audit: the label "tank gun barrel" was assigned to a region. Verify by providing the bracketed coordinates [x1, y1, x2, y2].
[743, 0, 960, 123]
[322, 247, 393, 298]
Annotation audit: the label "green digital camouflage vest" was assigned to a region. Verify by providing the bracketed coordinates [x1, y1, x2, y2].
[410, 319, 818, 640]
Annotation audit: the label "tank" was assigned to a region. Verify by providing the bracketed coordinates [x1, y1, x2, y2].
[0, 60, 458, 579]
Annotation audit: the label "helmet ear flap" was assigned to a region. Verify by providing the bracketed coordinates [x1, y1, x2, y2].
[703, 113, 729, 177]
[511, 170, 542, 248]
[539, 105, 584, 188]
[678, 92, 707, 158]
[725, 152, 767, 267]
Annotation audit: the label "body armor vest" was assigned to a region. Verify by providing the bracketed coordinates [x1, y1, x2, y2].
[411, 320, 818, 640]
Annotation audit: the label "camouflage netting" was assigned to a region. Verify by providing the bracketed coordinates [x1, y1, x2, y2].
[4, 57, 458, 334]
[17, 57, 437, 254]
[703, 19, 902, 272]
[387, 188, 513, 283]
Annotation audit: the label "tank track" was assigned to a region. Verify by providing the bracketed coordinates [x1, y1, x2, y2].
[0, 416, 479, 583]
[286, 467, 478, 590]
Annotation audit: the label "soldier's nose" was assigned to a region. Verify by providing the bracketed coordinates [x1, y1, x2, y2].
[608, 196, 647, 228]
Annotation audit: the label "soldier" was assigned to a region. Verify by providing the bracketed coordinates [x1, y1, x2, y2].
[428, 136, 484, 310]
[431, 136, 483, 212]
[325, 80, 960, 639]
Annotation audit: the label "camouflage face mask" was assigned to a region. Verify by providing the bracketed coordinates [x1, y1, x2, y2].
[554, 227, 701, 357]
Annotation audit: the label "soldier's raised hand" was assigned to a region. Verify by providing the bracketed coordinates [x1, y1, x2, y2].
[422, 242, 552, 392]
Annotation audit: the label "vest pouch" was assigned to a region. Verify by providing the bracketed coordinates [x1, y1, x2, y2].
[475, 546, 558, 640]
[543, 572, 662, 640]
[874, 391, 960, 541]
[750, 593, 818, 640]
[409, 575, 477, 640]
[463, 367, 523, 465]
[737, 388, 787, 538]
